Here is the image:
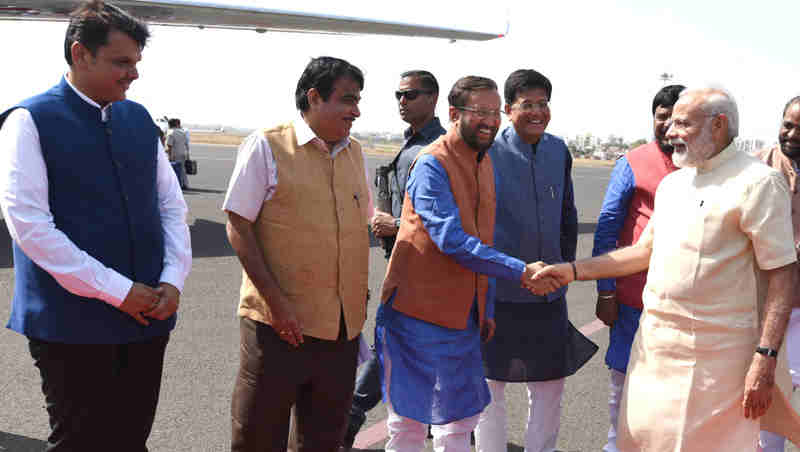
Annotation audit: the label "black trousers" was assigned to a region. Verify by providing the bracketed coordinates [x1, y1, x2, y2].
[231, 317, 359, 452]
[28, 335, 170, 452]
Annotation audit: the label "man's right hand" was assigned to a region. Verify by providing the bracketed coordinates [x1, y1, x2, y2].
[270, 297, 304, 348]
[119, 282, 163, 326]
[227, 211, 305, 348]
[596, 291, 619, 327]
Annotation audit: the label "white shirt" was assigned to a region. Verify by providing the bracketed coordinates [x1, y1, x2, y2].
[223, 116, 374, 222]
[0, 75, 192, 308]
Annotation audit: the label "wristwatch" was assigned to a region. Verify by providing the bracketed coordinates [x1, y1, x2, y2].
[755, 346, 779, 358]
[394, 218, 401, 228]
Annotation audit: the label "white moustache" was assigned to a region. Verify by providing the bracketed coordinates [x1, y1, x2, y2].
[671, 138, 687, 147]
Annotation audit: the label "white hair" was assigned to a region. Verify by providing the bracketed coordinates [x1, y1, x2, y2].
[679, 85, 739, 140]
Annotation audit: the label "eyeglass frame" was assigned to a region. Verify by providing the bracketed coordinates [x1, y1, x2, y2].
[454, 106, 502, 119]
[508, 100, 550, 113]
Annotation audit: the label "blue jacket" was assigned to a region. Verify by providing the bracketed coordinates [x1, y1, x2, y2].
[489, 126, 578, 303]
[1, 77, 172, 344]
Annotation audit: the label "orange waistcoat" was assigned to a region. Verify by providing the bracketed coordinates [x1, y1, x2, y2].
[380, 128, 496, 330]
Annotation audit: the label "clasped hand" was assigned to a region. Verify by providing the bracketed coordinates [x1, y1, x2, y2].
[521, 262, 556, 295]
[520, 261, 573, 295]
[119, 282, 181, 326]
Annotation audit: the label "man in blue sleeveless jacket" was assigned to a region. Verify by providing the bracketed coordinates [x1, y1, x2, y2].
[0, 2, 192, 450]
[476, 69, 597, 452]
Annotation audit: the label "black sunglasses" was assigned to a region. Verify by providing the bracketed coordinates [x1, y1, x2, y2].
[395, 89, 432, 101]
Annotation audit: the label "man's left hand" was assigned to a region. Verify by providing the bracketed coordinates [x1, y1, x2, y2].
[371, 211, 399, 237]
[742, 352, 777, 419]
[481, 318, 496, 343]
[144, 282, 180, 320]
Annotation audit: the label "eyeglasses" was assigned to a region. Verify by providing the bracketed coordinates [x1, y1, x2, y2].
[455, 106, 501, 119]
[395, 89, 432, 101]
[510, 101, 550, 113]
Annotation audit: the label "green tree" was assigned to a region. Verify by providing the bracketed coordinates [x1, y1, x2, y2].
[628, 138, 648, 149]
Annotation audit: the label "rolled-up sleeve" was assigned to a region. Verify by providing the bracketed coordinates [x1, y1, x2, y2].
[740, 171, 797, 270]
[406, 154, 526, 282]
[222, 132, 276, 222]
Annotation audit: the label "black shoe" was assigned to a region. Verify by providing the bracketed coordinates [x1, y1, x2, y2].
[342, 411, 366, 451]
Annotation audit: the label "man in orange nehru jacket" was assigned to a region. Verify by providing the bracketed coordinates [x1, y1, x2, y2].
[375, 76, 549, 452]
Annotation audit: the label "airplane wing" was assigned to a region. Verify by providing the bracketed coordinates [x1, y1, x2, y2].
[0, 1, 503, 41]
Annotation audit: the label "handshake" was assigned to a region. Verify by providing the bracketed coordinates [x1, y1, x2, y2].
[520, 261, 576, 295]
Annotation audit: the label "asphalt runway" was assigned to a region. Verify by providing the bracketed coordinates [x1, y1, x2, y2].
[0, 143, 794, 452]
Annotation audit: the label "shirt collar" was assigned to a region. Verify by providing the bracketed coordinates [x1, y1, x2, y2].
[404, 117, 442, 141]
[696, 141, 738, 174]
[294, 114, 351, 158]
[63, 73, 113, 122]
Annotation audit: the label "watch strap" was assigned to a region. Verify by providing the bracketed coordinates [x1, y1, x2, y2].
[755, 346, 779, 358]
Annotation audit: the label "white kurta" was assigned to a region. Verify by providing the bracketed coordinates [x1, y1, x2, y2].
[617, 144, 797, 452]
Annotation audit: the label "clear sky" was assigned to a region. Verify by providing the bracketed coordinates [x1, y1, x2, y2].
[1, 0, 798, 144]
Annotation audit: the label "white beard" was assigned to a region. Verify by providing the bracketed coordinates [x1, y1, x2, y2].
[671, 125, 714, 168]
[671, 147, 697, 168]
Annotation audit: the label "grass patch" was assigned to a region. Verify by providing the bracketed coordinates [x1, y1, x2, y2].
[191, 132, 247, 146]
[190, 133, 615, 168]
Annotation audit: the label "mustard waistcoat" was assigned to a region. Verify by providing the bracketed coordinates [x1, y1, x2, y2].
[238, 123, 369, 340]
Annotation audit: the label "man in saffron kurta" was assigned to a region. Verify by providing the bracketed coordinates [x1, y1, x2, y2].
[754, 96, 800, 452]
[376, 76, 544, 452]
[533, 87, 798, 451]
[592, 84, 684, 452]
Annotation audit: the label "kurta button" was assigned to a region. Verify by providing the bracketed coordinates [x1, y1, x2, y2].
[106, 128, 112, 136]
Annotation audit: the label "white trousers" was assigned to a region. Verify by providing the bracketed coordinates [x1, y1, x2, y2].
[382, 330, 479, 452]
[602, 369, 626, 452]
[385, 404, 479, 452]
[474, 378, 565, 452]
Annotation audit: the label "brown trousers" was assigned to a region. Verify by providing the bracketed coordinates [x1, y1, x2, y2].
[231, 317, 358, 452]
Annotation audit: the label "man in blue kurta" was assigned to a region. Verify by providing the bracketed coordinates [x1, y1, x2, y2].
[475, 69, 597, 452]
[0, 2, 191, 451]
[344, 70, 446, 450]
[376, 76, 546, 452]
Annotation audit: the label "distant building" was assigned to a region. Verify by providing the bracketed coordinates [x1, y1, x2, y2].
[735, 138, 767, 154]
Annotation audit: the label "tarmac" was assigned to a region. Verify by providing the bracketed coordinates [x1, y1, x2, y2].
[0, 143, 795, 452]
